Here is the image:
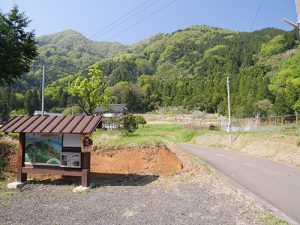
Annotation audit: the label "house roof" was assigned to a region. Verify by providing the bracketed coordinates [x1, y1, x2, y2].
[94, 104, 128, 114]
[0, 115, 102, 134]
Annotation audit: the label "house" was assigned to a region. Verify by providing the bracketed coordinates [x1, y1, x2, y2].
[94, 104, 128, 130]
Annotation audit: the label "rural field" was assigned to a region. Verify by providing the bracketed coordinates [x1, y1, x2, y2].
[0, 123, 290, 225]
[1, 1, 300, 223]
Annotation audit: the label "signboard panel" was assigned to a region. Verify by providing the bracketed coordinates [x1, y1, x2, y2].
[63, 134, 81, 147]
[25, 133, 62, 165]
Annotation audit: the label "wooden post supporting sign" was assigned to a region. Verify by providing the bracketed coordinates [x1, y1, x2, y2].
[81, 152, 90, 187]
[17, 133, 27, 183]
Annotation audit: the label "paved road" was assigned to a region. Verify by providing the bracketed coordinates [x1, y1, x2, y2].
[181, 144, 300, 224]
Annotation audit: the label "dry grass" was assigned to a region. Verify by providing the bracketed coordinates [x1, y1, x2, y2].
[190, 130, 300, 168]
[0, 136, 18, 180]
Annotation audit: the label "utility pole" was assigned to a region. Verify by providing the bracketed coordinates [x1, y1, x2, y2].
[227, 77, 232, 146]
[42, 65, 45, 116]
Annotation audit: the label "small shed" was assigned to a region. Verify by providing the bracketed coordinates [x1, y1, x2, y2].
[0, 115, 102, 187]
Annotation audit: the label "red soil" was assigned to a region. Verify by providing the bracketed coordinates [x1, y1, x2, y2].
[91, 144, 183, 176]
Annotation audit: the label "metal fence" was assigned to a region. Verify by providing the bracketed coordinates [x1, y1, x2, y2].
[183, 113, 299, 132]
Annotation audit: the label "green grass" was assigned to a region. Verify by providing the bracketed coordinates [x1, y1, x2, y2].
[260, 214, 289, 225]
[93, 124, 201, 149]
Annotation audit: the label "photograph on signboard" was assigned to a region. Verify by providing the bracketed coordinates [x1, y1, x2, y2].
[25, 133, 62, 165]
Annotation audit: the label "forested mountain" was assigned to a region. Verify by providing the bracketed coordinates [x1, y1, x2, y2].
[12, 29, 128, 92]
[3, 25, 300, 118]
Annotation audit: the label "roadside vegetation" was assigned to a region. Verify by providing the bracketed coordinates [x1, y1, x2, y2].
[189, 128, 300, 168]
[260, 214, 289, 225]
[0, 136, 17, 181]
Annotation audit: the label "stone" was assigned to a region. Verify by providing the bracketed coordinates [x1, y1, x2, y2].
[7, 182, 25, 189]
[72, 185, 93, 193]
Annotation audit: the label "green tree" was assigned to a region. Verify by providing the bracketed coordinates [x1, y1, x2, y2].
[274, 93, 289, 116]
[0, 87, 12, 121]
[0, 6, 38, 84]
[24, 89, 39, 115]
[122, 89, 137, 111]
[67, 65, 109, 115]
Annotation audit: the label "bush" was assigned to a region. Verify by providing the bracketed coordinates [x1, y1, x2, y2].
[10, 108, 27, 117]
[121, 114, 137, 133]
[0, 137, 17, 181]
[134, 115, 146, 127]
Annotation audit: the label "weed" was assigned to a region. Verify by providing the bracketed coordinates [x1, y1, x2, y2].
[177, 130, 196, 142]
[260, 214, 289, 225]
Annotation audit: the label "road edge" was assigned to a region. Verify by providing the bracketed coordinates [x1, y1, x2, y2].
[180, 143, 299, 225]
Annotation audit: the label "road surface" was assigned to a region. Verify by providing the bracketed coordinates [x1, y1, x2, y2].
[181, 144, 300, 224]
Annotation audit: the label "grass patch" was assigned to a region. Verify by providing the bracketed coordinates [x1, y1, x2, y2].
[177, 130, 197, 142]
[260, 214, 289, 225]
[93, 124, 201, 149]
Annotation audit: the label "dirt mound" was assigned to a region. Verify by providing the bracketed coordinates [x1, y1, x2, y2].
[91, 144, 183, 176]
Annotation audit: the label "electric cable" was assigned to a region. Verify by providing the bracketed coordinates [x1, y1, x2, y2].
[93, 0, 161, 40]
[89, 0, 153, 39]
[105, 0, 177, 41]
[250, 0, 264, 31]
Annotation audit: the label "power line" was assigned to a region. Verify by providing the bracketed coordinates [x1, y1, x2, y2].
[106, 0, 177, 41]
[250, 0, 264, 31]
[93, 0, 161, 40]
[89, 0, 153, 39]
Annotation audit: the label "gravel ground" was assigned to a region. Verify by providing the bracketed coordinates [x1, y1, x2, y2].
[0, 174, 267, 225]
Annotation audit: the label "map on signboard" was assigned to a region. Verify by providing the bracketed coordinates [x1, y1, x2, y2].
[25, 134, 62, 165]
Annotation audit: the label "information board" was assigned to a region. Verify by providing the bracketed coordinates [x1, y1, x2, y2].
[25, 133, 62, 165]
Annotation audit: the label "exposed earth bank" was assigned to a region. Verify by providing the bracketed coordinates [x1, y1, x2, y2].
[91, 144, 183, 176]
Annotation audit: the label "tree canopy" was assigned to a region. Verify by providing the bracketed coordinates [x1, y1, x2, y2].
[67, 65, 110, 115]
[0, 6, 38, 84]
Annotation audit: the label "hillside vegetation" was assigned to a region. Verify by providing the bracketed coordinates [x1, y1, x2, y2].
[1, 25, 300, 118]
[12, 29, 128, 91]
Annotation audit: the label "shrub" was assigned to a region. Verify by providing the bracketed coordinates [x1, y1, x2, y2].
[135, 115, 146, 128]
[121, 114, 137, 133]
[0, 137, 17, 181]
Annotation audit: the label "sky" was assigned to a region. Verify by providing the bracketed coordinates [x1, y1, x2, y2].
[0, 0, 298, 45]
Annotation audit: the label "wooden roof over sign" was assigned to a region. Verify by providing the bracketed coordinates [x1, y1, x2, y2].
[0, 116, 102, 134]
